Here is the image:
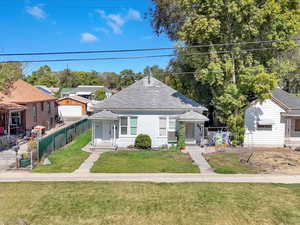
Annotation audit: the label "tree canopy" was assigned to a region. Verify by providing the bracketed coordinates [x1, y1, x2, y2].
[0, 62, 23, 92]
[151, 0, 300, 144]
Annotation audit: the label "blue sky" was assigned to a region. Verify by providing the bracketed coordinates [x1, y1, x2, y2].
[0, 0, 174, 74]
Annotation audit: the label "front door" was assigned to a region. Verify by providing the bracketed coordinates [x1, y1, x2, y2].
[185, 123, 195, 143]
[102, 121, 112, 141]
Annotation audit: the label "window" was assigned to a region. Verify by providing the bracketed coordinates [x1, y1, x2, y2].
[41, 102, 44, 111]
[130, 117, 137, 135]
[295, 119, 300, 132]
[168, 118, 176, 142]
[11, 112, 21, 126]
[47, 102, 51, 113]
[159, 117, 167, 136]
[32, 105, 37, 122]
[257, 124, 272, 130]
[120, 117, 128, 135]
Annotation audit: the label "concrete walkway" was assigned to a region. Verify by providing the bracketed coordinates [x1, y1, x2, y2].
[73, 152, 102, 173]
[0, 172, 300, 183]
[186, 145, 215, 174]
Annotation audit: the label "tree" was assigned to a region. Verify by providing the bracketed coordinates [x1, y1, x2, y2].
[75, 70, 104, 86]
[151, 0, 300, 145]
[58, 68, 80, 88]
[0, 62, 23, 91]
[100, 72, 120, 89]
[143, 65, 166, 82]
[95, 89, 106, 100]
[119, 69, 143, 88]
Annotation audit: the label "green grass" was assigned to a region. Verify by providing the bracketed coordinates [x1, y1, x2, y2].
[1, 182, 300, 225]
[204, 152, 257, 174]
[33, 130, 91, 173]
[91, 150, 199, 173]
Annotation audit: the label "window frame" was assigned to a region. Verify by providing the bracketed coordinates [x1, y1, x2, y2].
[295, 119, 300, 132]
[257, 124, 272, 131]
[11, 111, 21, 126]
[32, 104, 37, 123]
[130, 116, 138, 135]
[159, 117, 167, 137]
[47, 102, 51, 114]
[41, 102, 44, 111]
[120, 116, 128, 135]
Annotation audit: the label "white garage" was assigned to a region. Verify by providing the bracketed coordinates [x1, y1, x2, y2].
[58, 105, 83, 118]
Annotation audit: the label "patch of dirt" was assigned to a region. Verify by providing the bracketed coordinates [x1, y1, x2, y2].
[238, 148, 300, 174]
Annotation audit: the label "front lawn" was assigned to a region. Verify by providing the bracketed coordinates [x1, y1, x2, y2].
[1, 182, 300, 225]
[33, 130, 91, 173]
[204, 152, 257, 174]
[91, 150, 199, 173]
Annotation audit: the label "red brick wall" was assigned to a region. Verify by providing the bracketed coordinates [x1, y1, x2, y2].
[24, 100, 58, 131]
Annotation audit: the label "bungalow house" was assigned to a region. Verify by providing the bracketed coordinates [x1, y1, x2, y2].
[244, 88, 300, 148]
[0, 80, 58, 135]
[90, 76, 209, 149]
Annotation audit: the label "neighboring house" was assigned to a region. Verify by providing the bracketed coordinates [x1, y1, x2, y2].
[0, 93, 26, 135]
[61, 85, 112, 100]
[244, 88, 300, 148]
[0, 80, 58, 134]
[57, 96, 90, 119]
[36, 85, 59, 96]
[90, 77, 209, 149]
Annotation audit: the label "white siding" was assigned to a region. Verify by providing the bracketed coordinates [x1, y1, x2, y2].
[244, 99, 286, 147]
[116, 112, 180, 148]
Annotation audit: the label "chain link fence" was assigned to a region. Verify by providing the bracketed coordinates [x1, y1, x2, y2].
[37, 118, 91, 161]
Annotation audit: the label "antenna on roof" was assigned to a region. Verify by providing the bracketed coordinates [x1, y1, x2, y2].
[147, 67, 152, 85]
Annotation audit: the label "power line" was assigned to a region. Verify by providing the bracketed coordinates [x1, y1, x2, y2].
[171, 66, 300, 75]
[1, 45, 299, 63]
[0, 38, 299, 57]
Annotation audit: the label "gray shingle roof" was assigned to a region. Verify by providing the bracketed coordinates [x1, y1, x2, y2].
[177, 111, 209, 122]
[93, 77, 207, 111]
[90, 110, 119, 120]
[271, 88, 300, 110]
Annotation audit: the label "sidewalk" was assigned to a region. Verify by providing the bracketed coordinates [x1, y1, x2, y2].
[186, 145, 215, 174]
[0, 172, 300, 183]
[73, 152, 101, 173]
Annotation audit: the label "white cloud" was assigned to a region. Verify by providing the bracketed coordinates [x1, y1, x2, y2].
[26, 5, 46, 19]
[80, 33, 98, 43]
[95, 27, 110, 34]
[96, 8, 142, 35]
[128, 9, 141, 21]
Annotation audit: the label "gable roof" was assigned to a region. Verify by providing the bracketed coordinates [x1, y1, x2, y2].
[58, 95, 90, 104]
[94, 77, 207, 111]
[5, 80, 57, 103]
[271, 88, 300, 110]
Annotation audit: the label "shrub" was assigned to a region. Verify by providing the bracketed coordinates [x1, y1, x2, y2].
[177, 123, 186, 149]
[135, 134, 152, 149]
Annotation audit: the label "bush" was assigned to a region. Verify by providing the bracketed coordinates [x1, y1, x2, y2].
[177, 123, 186, 149]
[135, 134, 152, 149]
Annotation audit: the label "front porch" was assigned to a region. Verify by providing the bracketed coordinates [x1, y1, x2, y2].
[0, 106, 26, 136]
[284, 116, 300, 148]
[177, 111, 208, 145]
[90, 110, 118, 150]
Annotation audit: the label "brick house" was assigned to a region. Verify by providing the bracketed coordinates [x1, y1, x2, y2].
[0, 80, 58, 135]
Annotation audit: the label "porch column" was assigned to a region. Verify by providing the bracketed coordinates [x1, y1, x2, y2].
[92, 120, 95, 147]
[113, 122, 116, 147]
